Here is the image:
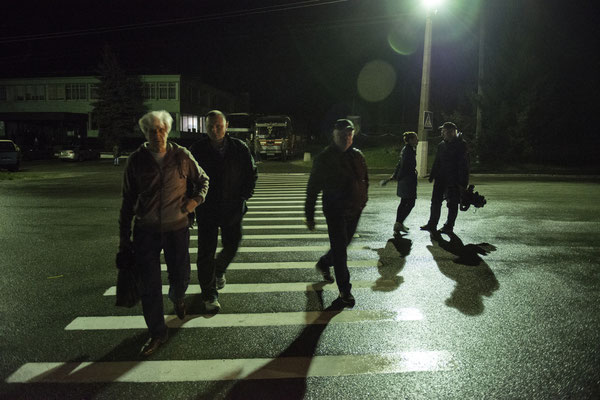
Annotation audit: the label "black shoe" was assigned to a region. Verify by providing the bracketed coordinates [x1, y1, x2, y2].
[173, 299, 186, 320]
[439, 225, 454, 235]
[339, 292, 356, 307]
[420, 223, 436, 231]
[140, 334, 168, 356]
[315, 262, 334, 283]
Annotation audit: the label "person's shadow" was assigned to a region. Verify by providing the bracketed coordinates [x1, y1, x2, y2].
[427, 232, 499, 316]
[372, 235, 412, 292]
[218, 282, 343, 400]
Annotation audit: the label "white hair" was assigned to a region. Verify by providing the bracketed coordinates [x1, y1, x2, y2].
[138, 110, 173, 135]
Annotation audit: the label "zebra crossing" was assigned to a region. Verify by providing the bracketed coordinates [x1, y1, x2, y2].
[6, 173, 454, 387]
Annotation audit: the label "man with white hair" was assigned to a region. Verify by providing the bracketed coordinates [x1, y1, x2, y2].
[119, 110, 209, 356]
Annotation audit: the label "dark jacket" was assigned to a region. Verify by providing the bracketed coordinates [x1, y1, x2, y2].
[392, 144, 417, 198]
[305, 145, 369, 221]
[190, 134, 257, 225]
[119, 142, 209, 239]
[430, 136, 469, 187]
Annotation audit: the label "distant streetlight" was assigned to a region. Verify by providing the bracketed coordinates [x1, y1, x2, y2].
[416, 0, 444, 177]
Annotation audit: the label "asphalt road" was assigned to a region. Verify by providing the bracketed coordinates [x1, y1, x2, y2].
[1, 160, 599, 399]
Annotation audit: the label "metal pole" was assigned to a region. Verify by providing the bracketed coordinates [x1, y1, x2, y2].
[416, 12, 433, 177]
[475, 8, 485, 163]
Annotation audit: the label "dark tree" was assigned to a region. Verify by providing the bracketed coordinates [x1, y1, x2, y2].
[92, 46, 147, 149]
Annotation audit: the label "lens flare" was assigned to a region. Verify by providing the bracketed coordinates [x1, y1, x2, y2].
[357, 60, 397, 103]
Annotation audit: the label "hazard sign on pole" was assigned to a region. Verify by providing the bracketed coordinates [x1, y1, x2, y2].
[424, 111, 433, 130]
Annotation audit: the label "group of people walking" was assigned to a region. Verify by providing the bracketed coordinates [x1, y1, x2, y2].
[118, 110, 468, 356]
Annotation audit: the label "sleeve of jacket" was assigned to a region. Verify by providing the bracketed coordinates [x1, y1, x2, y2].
[391, 154, 402, 180]
[430, 143, 442, 180]
[457, 141, 470, 187]
[119, 156, 138, 243]
[239, 141, 257, 200]
[358, 149, 369, 200]
[186, 150, 210, 203]
[305, 155, 325, 222]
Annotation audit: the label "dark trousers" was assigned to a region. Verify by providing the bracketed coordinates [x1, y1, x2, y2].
[133, 226, 191, 339]
[196, 217, 242, 301]
[319, 212, 361, 294]
[428, 180, 459, 229]
[396, 198, 416, 224]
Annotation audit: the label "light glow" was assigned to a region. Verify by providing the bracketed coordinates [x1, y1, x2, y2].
[423, 0, 445, 12]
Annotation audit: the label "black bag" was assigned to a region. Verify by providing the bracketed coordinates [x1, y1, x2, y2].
[115, 248, 140, 308]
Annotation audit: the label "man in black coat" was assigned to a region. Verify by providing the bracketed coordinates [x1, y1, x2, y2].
[190, 110, 257, 312]
[420, 121, 469, 235]
[305, 119, 369, 307]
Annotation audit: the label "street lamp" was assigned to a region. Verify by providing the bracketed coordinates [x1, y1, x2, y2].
[416, 0, 444, 177]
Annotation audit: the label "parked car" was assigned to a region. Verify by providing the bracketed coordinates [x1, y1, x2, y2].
[59, 145, 101, 162]
[0, 140, 22, 171]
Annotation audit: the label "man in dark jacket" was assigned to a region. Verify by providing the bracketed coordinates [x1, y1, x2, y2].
[305, 119, 369, 307]
[420, 121, 469, 235]
[119, 110, 209, 356]
[190, 110, 257, 313]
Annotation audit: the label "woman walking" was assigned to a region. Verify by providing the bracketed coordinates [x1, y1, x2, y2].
[390, 131, 418, 234]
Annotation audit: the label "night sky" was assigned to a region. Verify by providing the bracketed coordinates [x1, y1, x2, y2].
[2, 0, 598, 137]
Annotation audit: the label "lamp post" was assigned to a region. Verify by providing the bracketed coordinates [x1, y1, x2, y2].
[416, 1, 442, 177]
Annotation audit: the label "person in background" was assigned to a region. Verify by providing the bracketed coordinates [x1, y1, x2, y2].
[420, 121, 469, 235]
[389, 131, 418, 234]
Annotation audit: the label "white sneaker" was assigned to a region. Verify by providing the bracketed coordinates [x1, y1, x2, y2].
[204, 299, 221, 313]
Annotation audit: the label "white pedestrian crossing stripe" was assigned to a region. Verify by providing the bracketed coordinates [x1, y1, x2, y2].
[65, 309, 423, 330]
[187, 244, 366, 253]
[6, 351, 454, 383]
[161, 259, 375, 271]
[103, 280, 379, 295]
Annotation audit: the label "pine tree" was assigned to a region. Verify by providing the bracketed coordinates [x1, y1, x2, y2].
[92, 46, 147, 149]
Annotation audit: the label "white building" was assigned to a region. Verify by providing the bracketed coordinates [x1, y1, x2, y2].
[0, 74, 244, 150]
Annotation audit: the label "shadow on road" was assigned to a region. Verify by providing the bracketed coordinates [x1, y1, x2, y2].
[213, 283, 342, 400]
[428, 232, 499, 316]
[372, 235, 412, 292]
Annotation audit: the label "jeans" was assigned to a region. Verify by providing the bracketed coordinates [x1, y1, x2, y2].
[428, 180, 460, 229]
[196, 217, 243, 301]
[319, 212, 361, 294]
[134, 226, 191, 339]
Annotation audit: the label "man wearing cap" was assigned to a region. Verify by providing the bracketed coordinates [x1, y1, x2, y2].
[420, 121, 470, 235]
[305, 119, 369, 307]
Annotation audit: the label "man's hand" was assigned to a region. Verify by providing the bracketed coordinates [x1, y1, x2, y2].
[304, 219, 316, 231]
[181, 198, 199, 214]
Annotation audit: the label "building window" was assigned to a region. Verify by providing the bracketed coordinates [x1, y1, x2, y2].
[65, 83, 87, 100]
[0, 86, 7, 101]
[180, 114, 198, 132]
[89, 84, 99, 100]
[48, 84, 66, 100]
[169, 82, 176, 99]
[143, 83, 156, 100]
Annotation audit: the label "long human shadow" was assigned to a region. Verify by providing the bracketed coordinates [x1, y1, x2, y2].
[1, 295, 195, 400]
[1, 330, 151, 400]
[372, 235, 412, 292]
[427, 232, 499, 316]
[219, 282, 342, 400]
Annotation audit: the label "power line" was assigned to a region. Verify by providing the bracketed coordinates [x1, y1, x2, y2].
[0, 0, 348, 44]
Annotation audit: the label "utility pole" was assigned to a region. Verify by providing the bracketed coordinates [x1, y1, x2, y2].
[475, 6, 485, 163]
[416, 11, 433, 177]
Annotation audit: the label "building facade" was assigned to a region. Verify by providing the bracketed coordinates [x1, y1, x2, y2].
[0, 75, 242, 150]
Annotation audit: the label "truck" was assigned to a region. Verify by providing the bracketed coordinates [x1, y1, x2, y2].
[254, 115, 303, 161]
[227, 113, 255, 142]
